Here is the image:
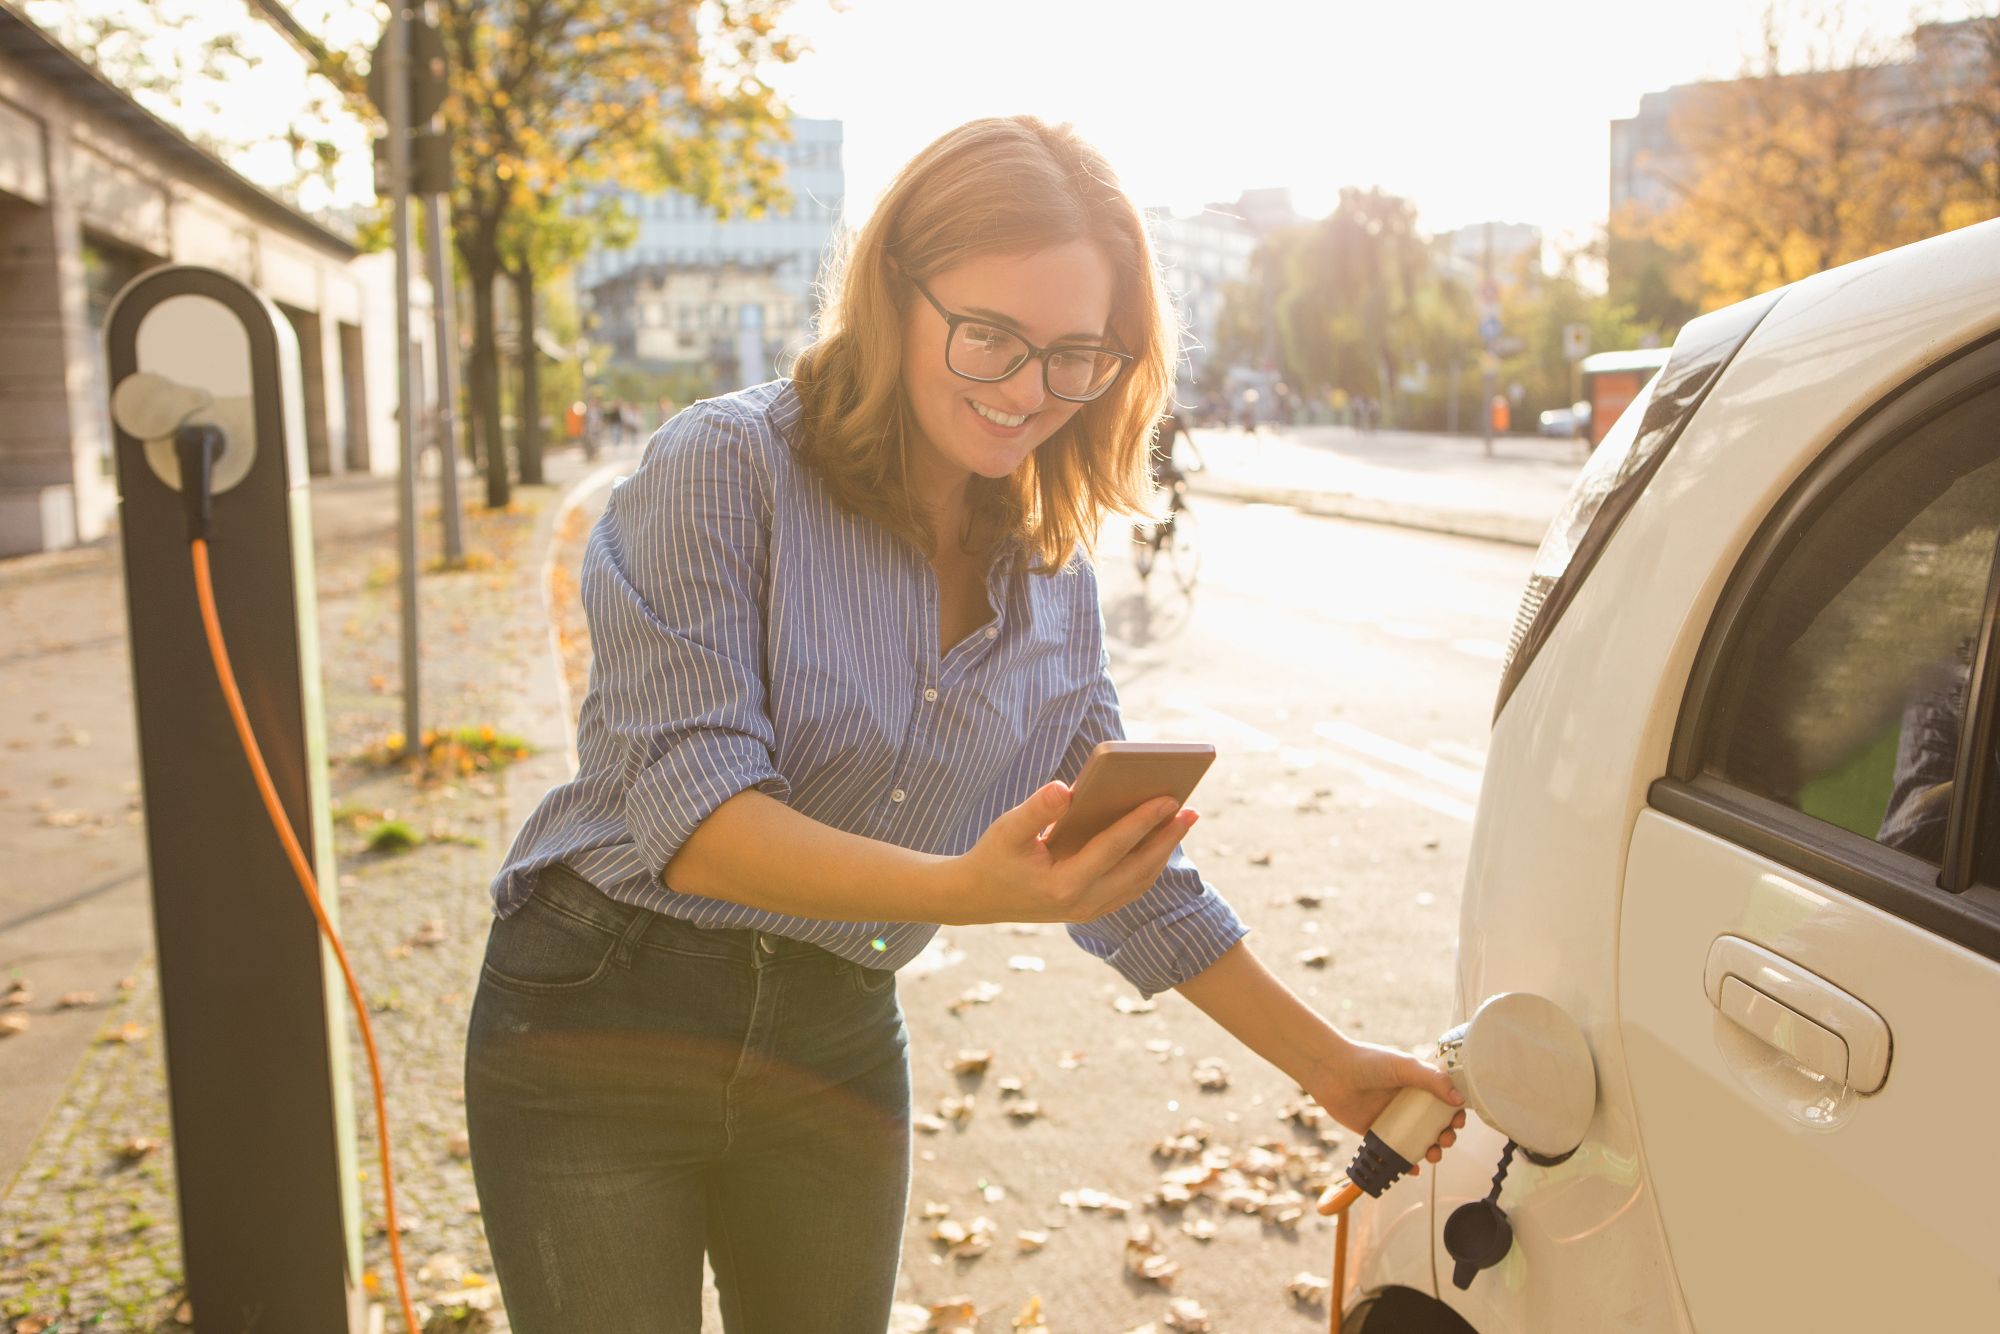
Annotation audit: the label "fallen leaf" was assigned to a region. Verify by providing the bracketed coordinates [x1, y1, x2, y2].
[997, 1076, 1025, 1097]
[102, 1022, 150, 1044]
[1058, 1187, 1131, 1215]
[1, 1013, 33, 1036]
[1164, 1296, 1212, 1331]
[912, 1114, 947, 1135]
[4, 980, 31, 1007]
[118, 1136, 160, 1162]
[1056, 1050, 1086, 1069]
[1010, 1295, 1048, 1330]
[1113, 995, 1155, 1015]
[1016, 1230, 1048, 1253]
[13, 1314, 53, 1332]
[948, 981, 1003, 1015]
[1287, 1272, 1332, 1305]
[56, 991, 98, 1008]
[1181, 1218, 1218, 1242]
[446, 1133, 471, 1159]
[1296, 946, 1332, 968]
[1249, 851, 1273, 866]
[1192, 1059, 1230, 1091]
[924, 1297, 979, 1332]
[947, 1049, 993, 1077]
[938, 1094, 975, 1126]
[1003, 1101, 1044, 1123]
[1006, 955, 1045, 972]
[1124, 1224, 1180, 1286]
[410, 920, 449, 948]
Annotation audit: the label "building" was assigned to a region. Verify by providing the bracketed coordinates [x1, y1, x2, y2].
[0, 5, 419, 558]
[576, 118, 843, 387]
[1434, 221, 1544, 282]
[1147, 204, 1258, 381]
[1146, 189, 1304, 386]
[1610, 18, 1991, 222]
[588, 259, 804, 389]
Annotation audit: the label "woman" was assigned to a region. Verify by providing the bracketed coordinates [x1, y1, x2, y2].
[464, 115, 1462, 1333]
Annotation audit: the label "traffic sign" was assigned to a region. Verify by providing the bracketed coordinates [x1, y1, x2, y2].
[368, 15, 449, 125]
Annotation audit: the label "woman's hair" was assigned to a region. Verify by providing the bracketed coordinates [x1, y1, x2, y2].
[787, 115, 1176, 573]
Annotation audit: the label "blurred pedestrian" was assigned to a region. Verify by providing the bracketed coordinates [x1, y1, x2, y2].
[465, 114, 1461, 1334]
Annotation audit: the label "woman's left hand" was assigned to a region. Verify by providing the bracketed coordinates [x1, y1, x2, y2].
[1305, 1039, 1467, 1173]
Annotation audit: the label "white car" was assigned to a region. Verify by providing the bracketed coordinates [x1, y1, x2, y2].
[1342, 217, 2000, 1332]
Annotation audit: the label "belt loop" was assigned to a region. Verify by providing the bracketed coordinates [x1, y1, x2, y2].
[611, 909, 650, 967]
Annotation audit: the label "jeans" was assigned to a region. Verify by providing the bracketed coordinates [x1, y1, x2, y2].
[464, 862, 911, 1332]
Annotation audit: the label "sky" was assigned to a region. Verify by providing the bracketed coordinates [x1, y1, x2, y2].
[767, 0, 1975, 249]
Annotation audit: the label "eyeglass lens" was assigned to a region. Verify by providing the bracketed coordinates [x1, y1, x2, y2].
[947, 322, 1120, 400]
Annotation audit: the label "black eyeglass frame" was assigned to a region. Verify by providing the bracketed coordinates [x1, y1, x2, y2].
[906, 271, 1133, 403]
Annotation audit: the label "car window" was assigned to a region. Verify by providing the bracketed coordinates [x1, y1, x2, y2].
[1702, 381, 2000, 865]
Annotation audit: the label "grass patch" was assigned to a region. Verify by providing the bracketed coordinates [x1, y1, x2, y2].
[364, 819, 423, 854]
[355, 724, 533, 782]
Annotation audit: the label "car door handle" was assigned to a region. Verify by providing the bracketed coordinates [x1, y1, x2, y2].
[1702, 936, 1892, 1093]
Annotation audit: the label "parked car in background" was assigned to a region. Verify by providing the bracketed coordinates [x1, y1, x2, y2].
[1536, 401, 1590, 438]
[1341, 217, 2000, 1332]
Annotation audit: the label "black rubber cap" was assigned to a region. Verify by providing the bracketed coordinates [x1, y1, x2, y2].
[1346, 1129, 1416, 1198]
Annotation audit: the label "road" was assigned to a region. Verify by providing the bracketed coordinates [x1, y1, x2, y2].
[869, 494, 1533, 1331]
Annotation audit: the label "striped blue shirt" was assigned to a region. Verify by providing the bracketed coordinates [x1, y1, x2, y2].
[490, 379, 1247, 997]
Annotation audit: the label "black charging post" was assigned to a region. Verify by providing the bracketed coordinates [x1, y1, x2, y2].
[103, 266, 364, 1332]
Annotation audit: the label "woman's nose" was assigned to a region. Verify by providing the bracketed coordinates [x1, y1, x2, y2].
[993, 358, 1050, 413]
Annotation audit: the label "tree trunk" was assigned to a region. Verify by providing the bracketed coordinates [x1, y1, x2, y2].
[513, 264, 545, 486]
[468, 260, 510, 509]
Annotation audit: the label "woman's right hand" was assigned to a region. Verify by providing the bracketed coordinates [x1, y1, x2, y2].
[939, 781, 1198, 926]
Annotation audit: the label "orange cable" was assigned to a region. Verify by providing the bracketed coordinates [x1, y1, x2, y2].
[191, 537, 420, 1333]
[1318, 1178, 1364, 1334]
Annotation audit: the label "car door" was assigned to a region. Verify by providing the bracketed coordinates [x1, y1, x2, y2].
[1618, 338, 2000, 1330]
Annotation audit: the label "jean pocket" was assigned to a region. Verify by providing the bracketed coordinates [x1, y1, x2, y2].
[841, 958, 896, 998]
[480, 894, 624, 996]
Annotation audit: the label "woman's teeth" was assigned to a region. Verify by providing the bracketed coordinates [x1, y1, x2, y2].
[970, 400, 1029, 428]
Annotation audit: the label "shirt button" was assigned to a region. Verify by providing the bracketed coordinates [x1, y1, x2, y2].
[890, 788, 907, 803]
[923, 687, 939, 703]
[757, 934, 777, 954]
[983, 626, 998, 640]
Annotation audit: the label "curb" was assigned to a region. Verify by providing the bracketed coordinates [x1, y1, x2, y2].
[500, 459, 632, 858]
[1188, 474, 1550, 548]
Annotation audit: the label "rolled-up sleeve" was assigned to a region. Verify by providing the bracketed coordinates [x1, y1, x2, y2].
[1059, 651, 1249, 999]
[580, 404, 791, 884]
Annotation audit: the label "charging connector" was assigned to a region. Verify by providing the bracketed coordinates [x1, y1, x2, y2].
[173, 424, 223, 542]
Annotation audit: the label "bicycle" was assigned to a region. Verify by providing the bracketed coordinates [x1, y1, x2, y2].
[1131, 433, 1204, 593]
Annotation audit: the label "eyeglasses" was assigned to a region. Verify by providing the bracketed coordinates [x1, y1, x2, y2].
[907, 272, 1131, 403]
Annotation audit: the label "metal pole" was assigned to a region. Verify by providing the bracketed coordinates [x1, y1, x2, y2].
[386, 1, 421, 754]
[1481, 221, 1495, 458]
[424, 196, 465, 562]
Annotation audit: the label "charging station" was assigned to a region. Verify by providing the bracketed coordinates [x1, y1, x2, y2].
[104, 265, 364, 1332]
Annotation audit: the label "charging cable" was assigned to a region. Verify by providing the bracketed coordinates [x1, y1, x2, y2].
[174, 426, 421, 1331]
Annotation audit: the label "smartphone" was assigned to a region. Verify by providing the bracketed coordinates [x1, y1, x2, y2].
[1042, 741, 1216, 860]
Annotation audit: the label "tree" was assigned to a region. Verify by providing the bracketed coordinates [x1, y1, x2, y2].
[1647, 3, 1948, 308]
[435, 0, 799, 507]
[1913, 13, 2000, 229]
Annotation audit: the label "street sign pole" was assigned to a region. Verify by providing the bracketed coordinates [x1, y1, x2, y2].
[1480, 222, 1497, 457]
[384, 3, 422, 756]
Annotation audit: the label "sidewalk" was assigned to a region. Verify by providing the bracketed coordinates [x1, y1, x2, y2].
[0, 446, 613, 1332]
[0, 419, 1564, 1331]
[1184, 423, 1581, 547]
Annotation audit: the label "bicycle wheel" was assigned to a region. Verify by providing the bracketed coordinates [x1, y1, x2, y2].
[1167, 499, 1201, 592]
[1130, 520, 1159, 580]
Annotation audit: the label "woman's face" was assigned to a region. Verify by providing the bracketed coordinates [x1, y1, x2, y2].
[899, 239, 1117, 504]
